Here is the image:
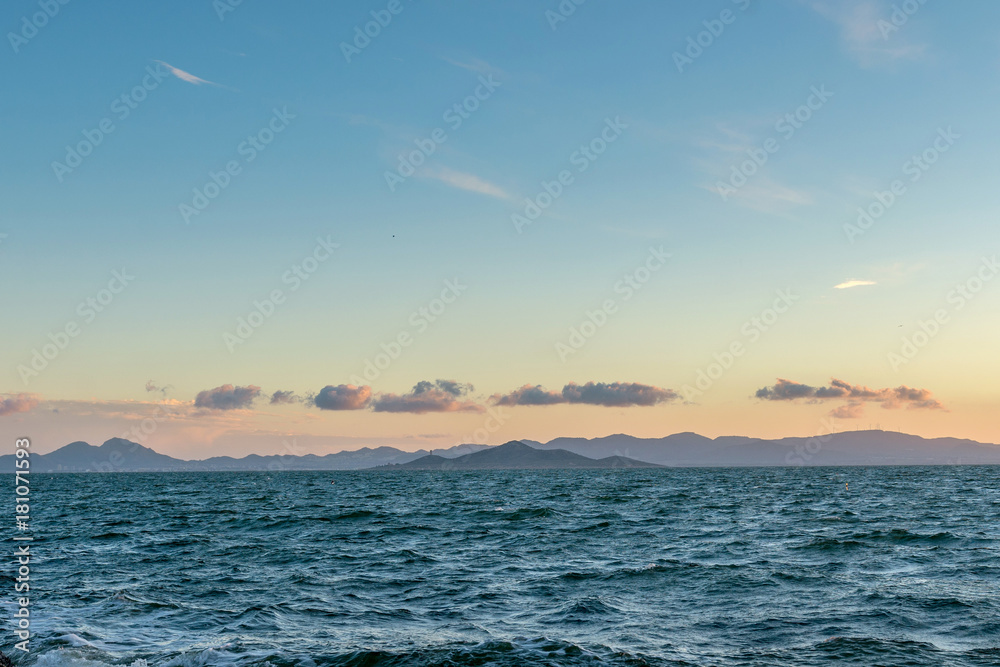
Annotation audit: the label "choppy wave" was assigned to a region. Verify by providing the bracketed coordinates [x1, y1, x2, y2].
[10, 466, 1000, 666]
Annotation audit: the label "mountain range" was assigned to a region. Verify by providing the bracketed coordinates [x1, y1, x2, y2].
[0, 438, 489, 473]
[527, 430, 1000, 466]
[3, 430, 999, 472]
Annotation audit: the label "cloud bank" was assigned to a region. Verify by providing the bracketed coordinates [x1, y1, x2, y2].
[185, 379, 682, 416]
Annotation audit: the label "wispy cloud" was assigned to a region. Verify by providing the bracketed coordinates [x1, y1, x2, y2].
[145, 380, 172, 396]
[155, 60, 221, 86]
[270, 390, 302, 405]
[599, 224, 670, 240]
[830, 401, 866, 419]
[694, 121, 814, 213]
[805, 0, 929, 67]
[834, 279, 877, 289]
[708, 177, 814, 213]
[421, 166, 509, 199]
[442, 56, 502, 76]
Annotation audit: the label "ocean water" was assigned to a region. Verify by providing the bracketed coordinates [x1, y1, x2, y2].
[9, 466, 1000, 666]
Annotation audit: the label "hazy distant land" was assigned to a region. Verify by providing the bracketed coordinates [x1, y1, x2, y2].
[6, 430, 1000, 472]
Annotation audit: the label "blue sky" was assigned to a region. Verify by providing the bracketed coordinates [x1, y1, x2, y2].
[2, 0, 999, 456]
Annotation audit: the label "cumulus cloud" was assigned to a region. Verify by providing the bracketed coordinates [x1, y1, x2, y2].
[270, 390, 300, 405]
[756, 377, 945, 415]
[492, 382, 679, 408]
[562, 381, 679, 407]
[314, 385, 372, 411]
[373, 380, 482, 414]
[194, 384, 261, 410]
[422, 379, 473, 396]
[0, 393, 39, 417]
[492, 384, 566, 406]
[755, 379, 817, 401]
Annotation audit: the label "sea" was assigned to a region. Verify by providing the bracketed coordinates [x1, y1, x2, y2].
[7, 466, 1000, 666]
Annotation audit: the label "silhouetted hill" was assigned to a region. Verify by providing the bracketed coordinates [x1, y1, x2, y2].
[381, 441, 662, 470]
[538, 432, 727, 464]
[19, 438, 187, 472]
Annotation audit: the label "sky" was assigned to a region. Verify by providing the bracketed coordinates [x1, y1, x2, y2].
[2, 0, 999, 458]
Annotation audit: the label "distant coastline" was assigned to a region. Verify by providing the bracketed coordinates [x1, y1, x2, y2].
[5, 430, 1000, 472]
